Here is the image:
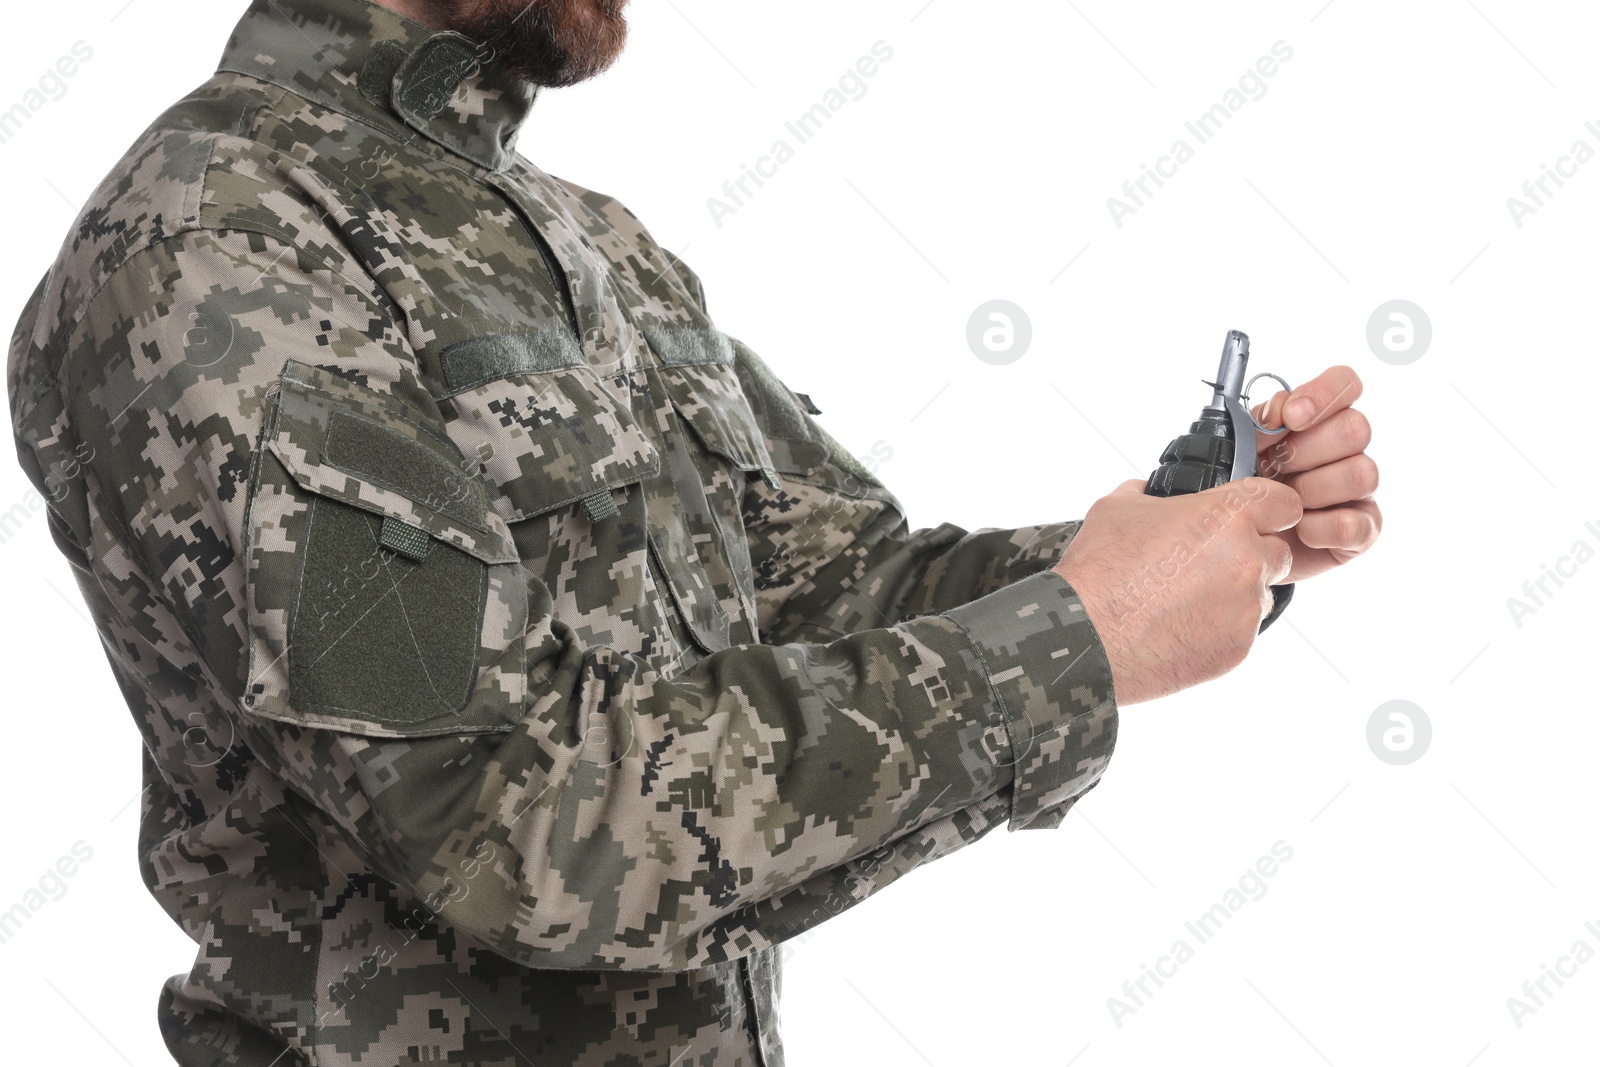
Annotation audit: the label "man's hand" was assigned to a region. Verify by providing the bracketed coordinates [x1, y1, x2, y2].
[1052, 478, 1302, 706]
[1251, 364, 1382, 583]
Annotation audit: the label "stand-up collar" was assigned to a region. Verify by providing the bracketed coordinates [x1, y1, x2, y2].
[217, 0, 537, 171]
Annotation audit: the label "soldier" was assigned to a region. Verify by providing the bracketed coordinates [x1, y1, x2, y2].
[7, 0, 1380, 1063]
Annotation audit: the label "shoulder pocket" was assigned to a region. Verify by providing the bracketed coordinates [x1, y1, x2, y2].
[643, 325, 789, 482]
[243, 360, 526, 737]
[718, 332, 889, 499]
[722, 334, 835, 479]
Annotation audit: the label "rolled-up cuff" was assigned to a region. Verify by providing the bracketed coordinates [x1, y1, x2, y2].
[943, 570, 1118, 831]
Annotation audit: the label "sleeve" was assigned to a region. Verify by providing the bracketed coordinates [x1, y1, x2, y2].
[731, 336, 1088, 644]
[68, 229, 1117, 974]
[731, 337, 1294, 639]
[655, 245, 1088, 640]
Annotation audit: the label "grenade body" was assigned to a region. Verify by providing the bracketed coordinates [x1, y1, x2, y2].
[1145, 408, 1241, 498]
[1144, 331, 1293, 632]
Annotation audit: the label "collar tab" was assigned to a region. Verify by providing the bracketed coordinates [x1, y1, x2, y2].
[394, 33, 480, 121]
[220, 0, 535, 173]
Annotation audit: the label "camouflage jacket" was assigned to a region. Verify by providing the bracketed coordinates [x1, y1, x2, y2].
[8, 0, 1118, 1063]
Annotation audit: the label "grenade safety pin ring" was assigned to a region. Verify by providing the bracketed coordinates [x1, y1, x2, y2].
[1243, 372, 1294, 437]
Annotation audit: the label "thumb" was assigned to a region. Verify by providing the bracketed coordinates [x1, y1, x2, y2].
[1252, 390, 1290, 453]
[1112, 477, 1148, 496]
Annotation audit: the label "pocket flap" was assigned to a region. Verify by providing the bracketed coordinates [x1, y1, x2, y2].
[645, 330, 776, 474]
[267, 360, 519, 564]
[441, 351, 661, 524]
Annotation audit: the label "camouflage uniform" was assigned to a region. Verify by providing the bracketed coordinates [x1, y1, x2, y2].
[7, 0, 1118, 1062]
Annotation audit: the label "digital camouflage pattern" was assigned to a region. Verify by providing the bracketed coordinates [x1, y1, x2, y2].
[7, 0, 1119, 1063]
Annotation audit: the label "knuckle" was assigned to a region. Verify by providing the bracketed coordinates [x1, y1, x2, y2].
[1357, 509, 1380, 548]
[1238, 475, 1269, 499]
[1350, 454, 1380, 496]
[1259, 475, 1287, 498]
[1335, 510, 1367, 546]
[1340, 408, 1372, 452]
[1269, 480, 1304, 522]
[1263, 438, 1298, 476]
[1227, 544, 1262, 585]
[1330, 365, 1363, 402]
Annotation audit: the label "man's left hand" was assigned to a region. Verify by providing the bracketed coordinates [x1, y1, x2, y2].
[1251, 364, 1381, 584]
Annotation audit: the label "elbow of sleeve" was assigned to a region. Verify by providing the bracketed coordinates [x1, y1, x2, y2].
[366, 798, 729, 974]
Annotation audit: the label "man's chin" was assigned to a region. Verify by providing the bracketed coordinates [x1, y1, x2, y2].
[439, 0, 630, 88]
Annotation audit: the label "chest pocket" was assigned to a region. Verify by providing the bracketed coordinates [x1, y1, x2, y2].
[244, 360, 526, 738]
[433, 332, 679, 656]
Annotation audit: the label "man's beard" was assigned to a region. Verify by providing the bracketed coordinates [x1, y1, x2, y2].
[426, 0, 630, 88]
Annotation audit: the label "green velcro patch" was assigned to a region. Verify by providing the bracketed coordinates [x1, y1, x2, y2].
[641, 324, 734, 366]
[729, 342, 811, 443]
[581, 489, 619, 523]
[438, 330, 586, 395]
[291, 501, 482, 726]
[393, 34, 479, 120]
[357, 40, 408, 107]
[380, 516, 432, 562]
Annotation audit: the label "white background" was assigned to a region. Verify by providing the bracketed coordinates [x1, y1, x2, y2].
[2, 1, 1596, 1064]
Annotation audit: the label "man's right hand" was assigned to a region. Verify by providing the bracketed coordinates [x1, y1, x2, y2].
[1052, 478, 1302, 706]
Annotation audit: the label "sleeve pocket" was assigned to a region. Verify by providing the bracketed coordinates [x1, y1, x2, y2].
[243, 360, 527, 738]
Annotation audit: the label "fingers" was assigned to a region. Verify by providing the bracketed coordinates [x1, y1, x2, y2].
[1260, 531, 1295, 586]
[1276, 365, 1364, 432]
[1280, 453, 1379, 509]
[1252, 366, 1367, 437]
[1201, 476, 1302, 534]
[1294, 499, 1382, 554]
[1258, 407, 1373, 477]
[1252, 389, 1290, 438]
